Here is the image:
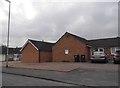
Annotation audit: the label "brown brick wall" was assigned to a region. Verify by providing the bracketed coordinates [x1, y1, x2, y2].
[52, 34, 88, 62]
[21, 43, 39, 63]
[104, 47, 113, 60]
[40, 51, 52, 62]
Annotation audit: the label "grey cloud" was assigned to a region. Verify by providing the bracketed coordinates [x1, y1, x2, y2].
[1, 2, 118, 47]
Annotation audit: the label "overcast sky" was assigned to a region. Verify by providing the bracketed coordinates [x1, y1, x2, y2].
[0, 0, 119, 47]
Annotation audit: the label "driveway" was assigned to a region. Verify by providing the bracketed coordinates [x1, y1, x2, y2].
[2, 61, 118, 72]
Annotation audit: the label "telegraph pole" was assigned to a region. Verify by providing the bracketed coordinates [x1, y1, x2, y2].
[5, 0, 11, 67]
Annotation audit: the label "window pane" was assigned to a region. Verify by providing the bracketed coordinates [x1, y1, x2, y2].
[65, 50, 69, 55]
[116, 47, 120, 52]
[111, 47, 116, 54]
[99, 49, 103, 52]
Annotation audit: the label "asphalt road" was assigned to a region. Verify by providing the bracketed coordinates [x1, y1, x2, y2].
[2, 67, 119, 86]
[2, 73, 74, 86]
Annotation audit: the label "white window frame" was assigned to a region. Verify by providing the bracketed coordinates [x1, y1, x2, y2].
[111, 47, 120, 54]
[116, 47, 120, 51]
[65, 49, 69, 55]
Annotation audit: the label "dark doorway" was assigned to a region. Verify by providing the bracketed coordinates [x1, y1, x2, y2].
[74, 55, 80, 62]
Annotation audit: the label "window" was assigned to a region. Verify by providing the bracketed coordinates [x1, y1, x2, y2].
[111, 47, 116, 54]
[65, 49, 69, 55]
[116, 47, 120, 52]
[111, 47, 120, 54]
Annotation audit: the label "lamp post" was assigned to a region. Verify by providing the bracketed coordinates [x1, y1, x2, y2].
[5, 0, 11, 68]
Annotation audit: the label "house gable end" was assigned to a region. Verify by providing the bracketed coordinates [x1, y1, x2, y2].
[53, 32, 87, 48]
[20, 40, 39, 53]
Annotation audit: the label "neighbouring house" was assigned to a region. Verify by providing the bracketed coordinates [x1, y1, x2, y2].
[13, 47, 22, 61]
[0, 45, 21, 61]
[20, 39, 54, 63]
[88, 37, 120, 60]
[52, 32, 91, 62]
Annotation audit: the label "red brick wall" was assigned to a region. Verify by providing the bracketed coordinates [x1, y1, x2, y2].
[21, 43, 39, 63]
[40, 51, 52, 62]
[52, 34, 88, 62]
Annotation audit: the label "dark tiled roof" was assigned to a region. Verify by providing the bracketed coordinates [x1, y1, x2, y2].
[29, 39, 54, 52]
[88, 37, 120, 47]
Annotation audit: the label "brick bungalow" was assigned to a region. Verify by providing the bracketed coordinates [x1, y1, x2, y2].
[88, 37, 120, 60]
[52, 32, 90, 62]
[20, 33, 119, 63]
[20, 39, 54, 63]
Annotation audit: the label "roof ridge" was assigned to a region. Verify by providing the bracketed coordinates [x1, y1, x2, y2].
[28, 39, 54, 44]
[66, 32, 85, 38]
[88, 37, 120, 41]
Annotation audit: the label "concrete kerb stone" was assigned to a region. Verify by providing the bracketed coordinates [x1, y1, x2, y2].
[2, 62, 79, 72]
[2, 65, 81, 72]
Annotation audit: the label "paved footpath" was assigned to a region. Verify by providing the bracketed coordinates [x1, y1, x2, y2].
[2, 61, 118, 71]
[2, 67, 119, 87]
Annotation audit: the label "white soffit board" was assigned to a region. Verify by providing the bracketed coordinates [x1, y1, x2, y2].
[28, 41, 39, 51]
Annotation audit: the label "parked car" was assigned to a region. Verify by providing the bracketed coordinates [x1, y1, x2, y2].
[113, 51, 120, 64]
[91, 51, 108, 63]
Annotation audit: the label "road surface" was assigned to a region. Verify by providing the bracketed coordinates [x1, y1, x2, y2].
[2, 67, 118, 86]
[2, 73, 74, 86]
